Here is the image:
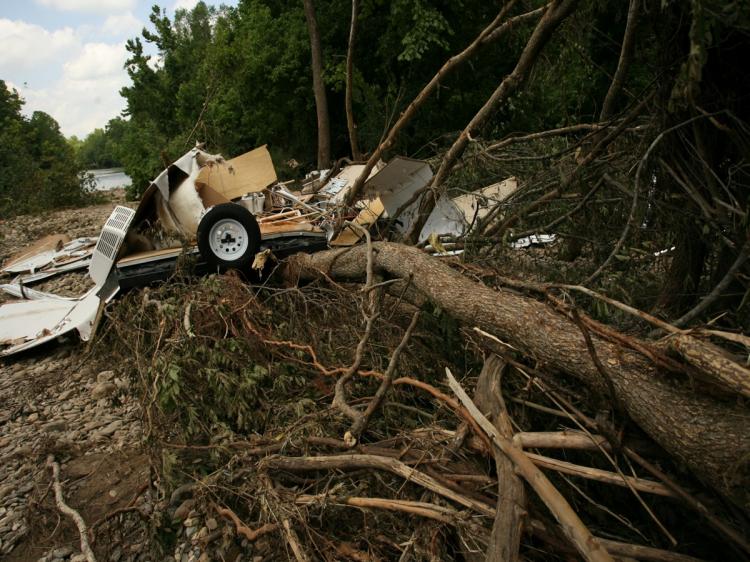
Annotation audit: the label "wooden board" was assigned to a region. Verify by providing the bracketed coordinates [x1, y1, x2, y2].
[331, 198, 384, 246]
[196, 145, 277, 201]
[116, 247, 183, 266]
[4, 234, 70, 270]
[259, 221, 318, 235]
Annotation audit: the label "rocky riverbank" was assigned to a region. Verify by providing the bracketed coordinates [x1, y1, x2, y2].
[0, 196, 153, 561]
[0, 196, 268, 562]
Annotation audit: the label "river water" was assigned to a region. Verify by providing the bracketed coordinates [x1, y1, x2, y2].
[86, 168, 132, 191]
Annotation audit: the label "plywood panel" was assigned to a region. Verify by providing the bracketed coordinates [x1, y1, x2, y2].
[331, 199, 385, 246]
[197, 145, 277, 201]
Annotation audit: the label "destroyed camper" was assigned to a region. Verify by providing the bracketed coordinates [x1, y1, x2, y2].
[1, 145, 520, 356]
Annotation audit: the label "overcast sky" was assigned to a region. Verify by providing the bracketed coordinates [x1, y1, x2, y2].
[1, 0, 236, 138]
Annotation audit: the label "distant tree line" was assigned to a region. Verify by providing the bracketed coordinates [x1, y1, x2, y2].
[0, 80, 91, 217]
[69, 126, 125, 170]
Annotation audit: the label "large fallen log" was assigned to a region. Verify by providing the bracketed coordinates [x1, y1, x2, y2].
[284, 242, 750, 511]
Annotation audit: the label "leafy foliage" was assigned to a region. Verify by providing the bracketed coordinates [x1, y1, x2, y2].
[88, 0, 543, 199]
[0, 81, 92, 217]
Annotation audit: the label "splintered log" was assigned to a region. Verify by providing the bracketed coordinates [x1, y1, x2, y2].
[283, 242, 750, 510]
[473, 356, 526, 562]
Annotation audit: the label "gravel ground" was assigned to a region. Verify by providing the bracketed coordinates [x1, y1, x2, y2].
[0, 195, 154, 561]
[1, 196, 261, 562]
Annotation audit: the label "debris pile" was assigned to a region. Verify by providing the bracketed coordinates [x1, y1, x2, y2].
[0, 145, 524, 357]
[1, 145, 748, 562]
[94, 269, 746, 562]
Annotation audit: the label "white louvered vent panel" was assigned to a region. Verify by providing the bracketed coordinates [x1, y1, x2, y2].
[89, 206, 135, 286]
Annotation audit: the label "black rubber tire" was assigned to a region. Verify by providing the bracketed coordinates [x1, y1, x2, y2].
[197, 203, 261, 271]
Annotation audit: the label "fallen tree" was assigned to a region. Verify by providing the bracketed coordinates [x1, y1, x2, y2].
[283, 242, 750, 510]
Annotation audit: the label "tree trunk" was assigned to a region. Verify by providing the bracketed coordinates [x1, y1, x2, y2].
[559, 0, 639, 262]
[345, 0, 362, 161]
[599, 0, 639, 121]
[302, 0, 331, 169]
[283, 242, 750, 511]
[655, 222, 707, 314]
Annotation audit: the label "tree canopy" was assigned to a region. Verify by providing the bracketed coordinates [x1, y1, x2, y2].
[0, 81, 89, 217]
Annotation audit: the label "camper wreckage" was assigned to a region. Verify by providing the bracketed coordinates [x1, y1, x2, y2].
[0, 145, 532, 357]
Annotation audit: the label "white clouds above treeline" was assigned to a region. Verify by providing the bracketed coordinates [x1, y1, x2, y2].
[1, 0, 234, 138]
[34, 0, 137, 14]
[0, 17, 132, 137]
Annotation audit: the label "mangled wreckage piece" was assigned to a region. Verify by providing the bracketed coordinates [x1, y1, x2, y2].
[318, 157, 519, 244]
[0, 288, 103, 356]
[1, 234, 98, 283]
[0, 209, 131, 356]
[122, 145, 330, 274]
[0, 144, 330, 356]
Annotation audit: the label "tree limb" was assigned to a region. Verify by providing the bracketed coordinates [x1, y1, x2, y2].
[47, 455, 97, 562]
[445, 368, 613, 562]
[343, 0, 532, 207]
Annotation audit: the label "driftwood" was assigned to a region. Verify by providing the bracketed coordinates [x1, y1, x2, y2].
[472, 355, 526, 562]
[283, 242, 750, 509]
[296, 494, 702, 562]
[513, 430, 610, 451]
[262, 453, 495, 517]
[47, 455, 97, 562]
[445, 368, 612, 562]
[215, 505, 279, 541]
[524, 452, 673, 496]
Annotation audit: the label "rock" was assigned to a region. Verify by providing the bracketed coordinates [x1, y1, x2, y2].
[58, 389, 74, 400]
[205, 517, 218, 531]
[27, 413, 39, 422]
[52, 545, 73, 558]
[91, 382, 117, 399]
[0, 484, 14, 502]
[97, 420, 123, 437]
[114, 377, 130, 390]
[42, 420, 67, 433]
[173, 499, 195, 521]
[97, 370, 115, 383]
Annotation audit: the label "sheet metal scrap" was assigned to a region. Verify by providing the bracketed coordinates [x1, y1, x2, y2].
[2, 236, 97, 282]
[0, 287, 102, 356]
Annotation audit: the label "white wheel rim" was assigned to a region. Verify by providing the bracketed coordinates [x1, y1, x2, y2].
[208, 218, 249, 261]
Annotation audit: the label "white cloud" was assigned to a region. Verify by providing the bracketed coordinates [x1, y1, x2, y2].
[64, 42, 128, 80]
[102, 12, 143, 36]
[173, 0, 200, 11]
[34, 0, 136, 13]
[4, 24, 131, 137]
[0, 19, 78, 75]
[18, 73, 129, 137]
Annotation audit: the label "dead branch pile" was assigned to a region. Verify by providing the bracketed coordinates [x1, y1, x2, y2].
[100, 250, 749, 561]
